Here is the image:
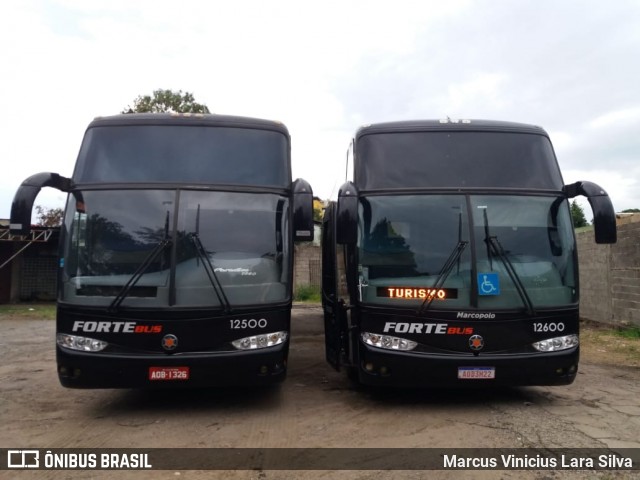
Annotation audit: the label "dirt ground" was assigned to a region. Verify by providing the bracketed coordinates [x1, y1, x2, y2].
[0, 305, 639, 479]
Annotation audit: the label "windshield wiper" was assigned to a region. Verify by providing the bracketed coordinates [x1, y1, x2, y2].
[189, 204, 232, 314]
[109, 212, 171, 312]
[417, 240, 468, 316]
[482, 209, 535, 316]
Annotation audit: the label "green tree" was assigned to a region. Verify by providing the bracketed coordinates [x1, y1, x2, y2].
[122, 89, 210, 114]
[570, 200, 588, 228]
[313, 198, 324, 222]
[621, 208, 640, 213]
[35, 205, 64, 227]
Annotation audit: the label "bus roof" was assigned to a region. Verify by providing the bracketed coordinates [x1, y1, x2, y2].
[88, 113, 289, 135]
[356, 119, 548, 138]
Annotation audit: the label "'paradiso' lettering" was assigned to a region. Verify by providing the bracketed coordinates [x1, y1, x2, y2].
[377, 287, 458, 300]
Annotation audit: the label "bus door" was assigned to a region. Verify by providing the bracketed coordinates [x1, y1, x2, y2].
[321, 202, 349, 370]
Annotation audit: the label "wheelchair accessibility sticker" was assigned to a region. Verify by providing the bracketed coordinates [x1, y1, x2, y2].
[478, 273, 500, 296]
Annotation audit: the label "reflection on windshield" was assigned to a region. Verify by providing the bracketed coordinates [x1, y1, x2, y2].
[358, 195, 471, 308]
[357, 195, 577, 310]
[187, 204, 232, 313]
[480, 206, 534, 315]
[61, 190, 290, 308]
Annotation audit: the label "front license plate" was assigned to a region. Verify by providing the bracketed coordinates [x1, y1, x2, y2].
[149, 366, 190, 381]
[458, 367, 495, 379]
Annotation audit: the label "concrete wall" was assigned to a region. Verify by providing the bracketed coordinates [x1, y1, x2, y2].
[610, 219, 640, 326]
[577, 219, 640, 327]
[293, 243, 321, 293]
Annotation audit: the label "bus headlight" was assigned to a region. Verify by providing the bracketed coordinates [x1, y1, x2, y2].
[232, 331, 288, 350]
[57, 333, 108, 352]
[362, 332, 417, 351]
[532, 334, 579, 352]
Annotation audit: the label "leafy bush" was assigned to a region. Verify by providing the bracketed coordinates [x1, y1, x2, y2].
[294, 284, 321, 303]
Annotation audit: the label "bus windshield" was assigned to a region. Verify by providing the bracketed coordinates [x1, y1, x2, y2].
[357, 195, 577, 310]
[73, 125, 289, 187]
[61, 190, 290, 308]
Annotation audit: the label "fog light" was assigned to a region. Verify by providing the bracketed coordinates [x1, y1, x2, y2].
[365, 362, 375, 372]
[532, 334, 579, 352]
[232, 331, 288, 350]
[362, 332, 417, 351]
[57, 333, 108, 352]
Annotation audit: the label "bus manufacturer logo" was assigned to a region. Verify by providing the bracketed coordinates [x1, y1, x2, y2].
[469, 335, 484, 351]
[456, 312, 496, 319]
[162, 334, 178, 351]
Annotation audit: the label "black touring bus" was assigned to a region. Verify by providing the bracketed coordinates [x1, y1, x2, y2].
[10, 113, 313, 388]
[322, 119, 616, 387]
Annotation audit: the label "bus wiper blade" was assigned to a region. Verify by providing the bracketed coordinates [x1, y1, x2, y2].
[486, 235, 535, 316]
[108, 238, 171, 312]
[109, 211, 171, 312]
[481, 208, 534, 316]
[417, 240, 468, 316]
[190, 233, 232, 314]
[189, 204, 232, 314]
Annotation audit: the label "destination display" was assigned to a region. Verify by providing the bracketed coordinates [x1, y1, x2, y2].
[376, 287, 458, 300]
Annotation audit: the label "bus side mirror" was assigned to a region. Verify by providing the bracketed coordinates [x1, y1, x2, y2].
[10, 172, 73, 236]
[292, 178, 314, 241]
[336, 181, 358, 245]
[564, 181, 617, 244]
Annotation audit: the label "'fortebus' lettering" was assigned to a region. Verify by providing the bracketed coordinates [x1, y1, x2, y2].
[72, 321, 162, 334]
[383, 322, 473, 335]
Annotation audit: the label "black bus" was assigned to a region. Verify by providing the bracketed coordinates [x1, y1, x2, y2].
[10, 113, 313, 388]
[322, 119, 616, 387]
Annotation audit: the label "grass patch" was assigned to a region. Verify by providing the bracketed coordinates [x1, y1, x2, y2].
[614, 325, 640, 340]
[294, 284, 321, 303]
[0, 303, 56, 320]
[580, 321, 640, 367]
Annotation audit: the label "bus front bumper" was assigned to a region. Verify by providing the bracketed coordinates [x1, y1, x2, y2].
[56, 344, 288, 389]
[355, 344, 579, 387]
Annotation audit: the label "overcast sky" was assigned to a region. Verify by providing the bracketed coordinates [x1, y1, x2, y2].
[1, 0, 639, 220]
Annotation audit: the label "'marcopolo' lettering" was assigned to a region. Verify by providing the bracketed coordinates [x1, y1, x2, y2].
[456, 312, 496, 319]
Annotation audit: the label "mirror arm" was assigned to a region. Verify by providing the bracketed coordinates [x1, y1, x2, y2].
[10, 172, 73, 236]
[564, 181, 608, 199]
[563, 181, 617, 244]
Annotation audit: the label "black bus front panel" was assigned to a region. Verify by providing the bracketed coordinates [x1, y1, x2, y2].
[56, 305, 291, 388]
[352, 308, 579, 387]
